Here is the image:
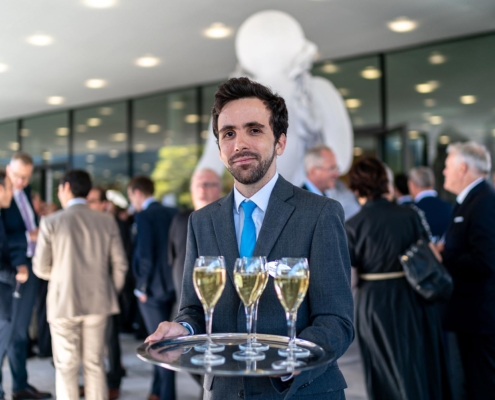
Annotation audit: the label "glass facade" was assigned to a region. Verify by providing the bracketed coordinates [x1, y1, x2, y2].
[0, 32, 493, 204]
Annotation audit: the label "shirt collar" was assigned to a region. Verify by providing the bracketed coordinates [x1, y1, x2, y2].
[303, 179, 324, 196]
[397, 195, 413, 204]
[142, 197, 157, 210]
[67, 198, 87, 208]
[414, 189, 437, 202]
[234, 172, 279, 213]
[456, 177, 484, 204]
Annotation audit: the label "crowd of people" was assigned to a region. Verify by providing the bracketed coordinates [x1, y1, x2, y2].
[0, 77, 494, 400]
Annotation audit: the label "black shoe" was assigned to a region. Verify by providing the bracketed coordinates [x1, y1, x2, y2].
[12, 385, 52, 400]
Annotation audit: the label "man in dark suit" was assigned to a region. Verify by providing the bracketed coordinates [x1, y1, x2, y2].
[1, 152, 51, 400]
[148, 77, 354, 400]
[408, 166, 452, 240]
[437, 141, 495, 399]
[127, 176, 178, 400]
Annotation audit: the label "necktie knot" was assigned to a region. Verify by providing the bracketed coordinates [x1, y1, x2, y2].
[241, 200, 257, 217]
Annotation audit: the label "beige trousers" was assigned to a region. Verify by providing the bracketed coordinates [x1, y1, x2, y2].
[50, 314, 108, 400]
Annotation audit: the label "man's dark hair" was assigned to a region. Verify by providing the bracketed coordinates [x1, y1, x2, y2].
[349, 157, 390, 200]
[394, 173, 409, 196]
[60, 170, 92, 198]
[211, 77, 289, 143]
[91, 186, 107, 202]
[128, 176, 154, 196]
[0, 170, 7, 187]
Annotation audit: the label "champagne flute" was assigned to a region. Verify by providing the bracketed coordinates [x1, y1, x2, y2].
[239, 257, 269, 352]
[191, 256, 227, 366]
[12, 282, 21, 299]
[233, 257, 267, 361]
[272, 258, 310, 370]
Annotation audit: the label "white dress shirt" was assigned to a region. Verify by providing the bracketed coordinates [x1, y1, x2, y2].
[456, 178, 484, 204]
[233, 172, 279, 251]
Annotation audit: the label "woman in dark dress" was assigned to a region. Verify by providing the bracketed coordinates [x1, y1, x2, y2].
[345, 157, 451, 400]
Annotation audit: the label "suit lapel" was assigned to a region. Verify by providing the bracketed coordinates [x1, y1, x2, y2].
[211, 191, 239, 283]
[254, 176, 295, 259]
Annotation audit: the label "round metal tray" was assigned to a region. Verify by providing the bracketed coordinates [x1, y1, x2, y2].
[137, 333, 334, 376]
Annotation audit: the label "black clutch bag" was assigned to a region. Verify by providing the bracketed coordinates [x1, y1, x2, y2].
[399, 239, 453, 302]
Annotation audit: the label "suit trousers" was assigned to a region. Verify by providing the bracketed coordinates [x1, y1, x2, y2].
[105, 313, 125, 389]
[50, 314, 108, 400]
[456, 333, 495, 400]
[0, 262, 39, 394]
[35, 279, 52, 357]
[139, 300, 176, 400]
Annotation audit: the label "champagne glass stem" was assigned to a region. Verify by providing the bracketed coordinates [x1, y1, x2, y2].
[245, 304, 254, 351]
[252, 299, 259, 338]
[287, 311, 297, 358]
[205, 307, 214, 356]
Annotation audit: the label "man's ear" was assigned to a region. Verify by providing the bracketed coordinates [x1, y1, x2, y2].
[275, 134, 287, 156]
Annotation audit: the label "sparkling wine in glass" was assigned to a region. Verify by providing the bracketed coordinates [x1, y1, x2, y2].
[233, 257, 267, 361]
[272, 258, 310, 370]
[191, 256, 227, 366]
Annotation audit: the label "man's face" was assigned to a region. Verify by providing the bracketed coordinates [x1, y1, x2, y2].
[7, 160, 33, 191]
[217, 97, 286, 185]
[87, 189, 107, 212]
[0, 177, 13, 208]
[191, 171, 222, 210]
[443, 153, 464, 195]
[309, 149, 339, 192]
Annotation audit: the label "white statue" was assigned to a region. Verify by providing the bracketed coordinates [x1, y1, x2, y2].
[196, 10, 353, 185]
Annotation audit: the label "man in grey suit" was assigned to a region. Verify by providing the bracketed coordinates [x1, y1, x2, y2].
[148, 77, 354, 400]
[33, 170, 128, 400]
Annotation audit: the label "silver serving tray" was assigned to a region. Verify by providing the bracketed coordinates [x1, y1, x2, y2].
[137, 333, 334, 376]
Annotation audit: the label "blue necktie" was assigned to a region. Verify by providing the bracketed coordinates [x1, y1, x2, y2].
[240, 201, 257, 257]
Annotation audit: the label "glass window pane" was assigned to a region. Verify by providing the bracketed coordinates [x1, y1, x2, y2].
[0, 121, 18, 167]
[133, 89, 199, 208]
[312, 56, 381, 129]
[22, 112, 69, 166]
[73, 103, 128, 191]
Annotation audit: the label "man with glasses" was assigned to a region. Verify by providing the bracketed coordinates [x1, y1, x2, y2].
[1, 152, 51, 400]
[302, 145, 360, 220]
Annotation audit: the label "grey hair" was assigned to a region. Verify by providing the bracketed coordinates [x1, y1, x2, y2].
[303, 145, 333, 172]
[409, 166, 435, 189]
[447, 141, 491, 175]
[383, 163, 394, 185]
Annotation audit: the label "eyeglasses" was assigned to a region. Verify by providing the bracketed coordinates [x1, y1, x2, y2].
[194, 182, 221, 189]
[315, 166, 339, 173]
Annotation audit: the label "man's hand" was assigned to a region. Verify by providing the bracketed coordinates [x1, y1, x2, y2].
[145, 321, 189, 343]
[430, 242, 443, 262]
[28, 228, 39, 242]
[138, 293, 147, 303]
[16, 265, 29, 283]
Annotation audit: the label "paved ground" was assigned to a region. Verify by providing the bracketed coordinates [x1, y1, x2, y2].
[2, 334, 367, 399]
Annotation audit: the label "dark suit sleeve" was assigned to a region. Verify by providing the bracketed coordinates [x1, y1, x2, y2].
[133, 212, 155, 293]
[168, 215, 178, 269]
[443, 198, 495, 280]
[174, 214, 205, 334]
[6, 232, 28, 268]
[289, 201, 355, 391]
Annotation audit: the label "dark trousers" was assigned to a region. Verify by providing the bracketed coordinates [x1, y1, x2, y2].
[36, 279, 52, 357]
[139, 300, 176, 400]
[0, 263, 39, 394]
[106, 313, 125, 389]
[457, 333, 495, 400]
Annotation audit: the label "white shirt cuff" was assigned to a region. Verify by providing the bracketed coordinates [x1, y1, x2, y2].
[179, 322, 194, 335]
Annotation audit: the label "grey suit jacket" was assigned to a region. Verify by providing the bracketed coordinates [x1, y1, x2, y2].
[33, 204, 128, 323]
[176, 176, 354, 400]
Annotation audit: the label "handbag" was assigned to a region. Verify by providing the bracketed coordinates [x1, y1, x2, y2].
[398, 206, 453, 302]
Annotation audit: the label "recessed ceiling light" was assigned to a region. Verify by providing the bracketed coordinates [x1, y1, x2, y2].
[360, 66, 381, 80]
[439, 135, 450, 144]
[9, 142, 19, 151]
[27, 34, 54, 46]
[99, 107, 113, 115]
[185, 114, 200, 124]
[86, 154, 95, 163]
[353, 147, 363, 157]
[387, 17, 418, 33]
[85, 79, 107, 89]
[86, 140, 98, 149]
[111, 132, 126, 142]
[135, 56, 160, 68]
[135, 143, 147, 152]
[20, 129, 30, 137]
[146, 124, 160, 133]
[56, 127, 69, 136]
[429, 51, 447, 65]
[83, 0, 117, 8]
[87, 118, 101, 127]
[430, 116, 443, 125]
[460, 95, 477, 105]
[409, 130, 420, 139]
[424, 99, 436, 107]
[338, 88, 350, 97]
[203, 23, 233, 39]
[47, 96, 65, 105]
[0, 63, 9, 73]
[109, 149, 119, 158]
[345, 99, 361, 109]
[415, 81, 439, 94]
[321, 62, 339, 74]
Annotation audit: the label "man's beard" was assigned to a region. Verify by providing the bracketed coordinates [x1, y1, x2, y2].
[227, 148, 276, 185]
